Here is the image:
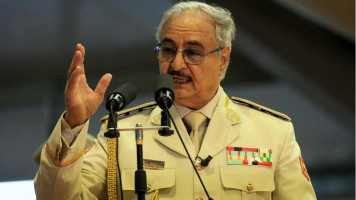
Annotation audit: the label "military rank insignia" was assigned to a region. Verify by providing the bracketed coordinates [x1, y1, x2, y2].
[299, 156, 310, 181]
[226, 147, 272, 166]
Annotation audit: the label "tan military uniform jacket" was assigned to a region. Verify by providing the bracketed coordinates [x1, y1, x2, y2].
[35, 90, 317, 200]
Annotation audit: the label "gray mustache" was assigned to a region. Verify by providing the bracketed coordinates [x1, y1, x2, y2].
[168, 69, 192, 81]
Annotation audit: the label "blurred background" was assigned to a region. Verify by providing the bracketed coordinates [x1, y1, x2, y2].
[0, 0, 354, 199]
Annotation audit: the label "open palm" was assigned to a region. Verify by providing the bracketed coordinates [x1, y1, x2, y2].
[64, 44, 112, 128]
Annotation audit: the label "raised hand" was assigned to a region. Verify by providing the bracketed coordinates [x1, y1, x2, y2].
[64, 44, 112, 128]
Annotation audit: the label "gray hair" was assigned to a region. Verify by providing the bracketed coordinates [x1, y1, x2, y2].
[156, 1, 236, 80]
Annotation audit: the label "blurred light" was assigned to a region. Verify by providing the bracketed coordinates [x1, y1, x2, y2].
[0, 180, 35, 200]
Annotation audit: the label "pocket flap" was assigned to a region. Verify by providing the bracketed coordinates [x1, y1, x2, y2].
[122, 168, 175, 192]
[220, 166, 275, 192]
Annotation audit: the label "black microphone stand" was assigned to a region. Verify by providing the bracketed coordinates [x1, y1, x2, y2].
[108, 124, 170, 200]
[135, 123, 147, 200]
[158, 110, 174, 136]
[104, 106, 118, 138]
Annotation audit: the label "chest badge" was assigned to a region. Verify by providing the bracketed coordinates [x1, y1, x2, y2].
[226, 147, 272, 166]
[143, 159, 165, 170]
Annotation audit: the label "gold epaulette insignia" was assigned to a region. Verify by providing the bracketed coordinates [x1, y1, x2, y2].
[100, 102, 157, 122]
[231, 97, 291, 122]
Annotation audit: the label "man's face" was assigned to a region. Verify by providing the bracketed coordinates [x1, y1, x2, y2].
[159, 11, 230, 109]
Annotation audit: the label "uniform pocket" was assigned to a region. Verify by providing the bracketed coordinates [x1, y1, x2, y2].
[220, 166, 274, 200]
[121, 168, 175, 199]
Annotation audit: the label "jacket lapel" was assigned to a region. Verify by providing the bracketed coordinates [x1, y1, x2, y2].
[199, 92, 243, 159]
[151, 106, 196, 158]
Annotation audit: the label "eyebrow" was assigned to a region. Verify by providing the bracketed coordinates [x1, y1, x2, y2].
[187, 41, 204, 49]
[160, 38, 205, 49]
[160, 38, 175, 44]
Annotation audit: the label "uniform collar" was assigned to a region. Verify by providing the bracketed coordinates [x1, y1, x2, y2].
[174, 86, 222, 119]
[150, 87, 242, 126]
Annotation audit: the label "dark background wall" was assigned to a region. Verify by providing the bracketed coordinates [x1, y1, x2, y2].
[0, 0, 354, 199]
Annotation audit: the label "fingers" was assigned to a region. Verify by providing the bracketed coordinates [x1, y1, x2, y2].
[69, 44, 78, 67]
[76, 43, 85, 68]
[68, 52, 81, 79]
[68, 44, 86, 80]
[78, 43, 85, 59]
[66, 66, 81, 96]
[94, 73, 113, 99]
[66, 65, 88, 99]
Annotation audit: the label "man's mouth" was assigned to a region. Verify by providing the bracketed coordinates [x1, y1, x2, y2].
[172, 76, 191, 83]
[167, 70, 192, 85]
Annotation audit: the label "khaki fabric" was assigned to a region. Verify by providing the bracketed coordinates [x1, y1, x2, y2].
[34, 89, 317, 200]
[183, 111, 207, 153]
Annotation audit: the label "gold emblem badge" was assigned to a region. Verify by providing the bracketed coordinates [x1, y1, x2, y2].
[226, 108, 240, 123]
[153, 114, 161, 124]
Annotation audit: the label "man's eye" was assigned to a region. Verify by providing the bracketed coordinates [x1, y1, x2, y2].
[185, 50, 201, 56]
[161, 47, 175, 53]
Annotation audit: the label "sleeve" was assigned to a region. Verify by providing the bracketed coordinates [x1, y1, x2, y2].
[34, 114, 109, 200]
[273, 122, 317, 199]
[61, 116, 85, 145]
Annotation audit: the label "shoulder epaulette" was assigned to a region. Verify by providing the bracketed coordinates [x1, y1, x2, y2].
[231, 97, 291, 122]
[100, 102, 157, 122]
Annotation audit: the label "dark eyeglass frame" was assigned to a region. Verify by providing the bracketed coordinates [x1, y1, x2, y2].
[153, 45, 224, 65]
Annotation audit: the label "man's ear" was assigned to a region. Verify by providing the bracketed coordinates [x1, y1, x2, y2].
[219, 46, 230, 75]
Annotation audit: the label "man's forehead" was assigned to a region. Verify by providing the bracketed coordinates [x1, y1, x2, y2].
[159, 11, 216, 48]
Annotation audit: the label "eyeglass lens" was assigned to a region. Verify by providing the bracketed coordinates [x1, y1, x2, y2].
[158, 47, 203, 64]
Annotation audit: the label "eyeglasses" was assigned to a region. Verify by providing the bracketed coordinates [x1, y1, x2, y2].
[154, 45, 224, 65]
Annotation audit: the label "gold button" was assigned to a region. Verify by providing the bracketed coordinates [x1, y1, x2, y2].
[246, 184, 253, 191]
[147, 184, 152, 191]
[195, 163, 203, 171]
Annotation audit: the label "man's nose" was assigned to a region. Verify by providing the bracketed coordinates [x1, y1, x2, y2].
[171, 51, 188, 71]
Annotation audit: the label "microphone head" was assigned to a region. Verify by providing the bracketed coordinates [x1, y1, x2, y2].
[106, 83, 137, 111]
[154, 73, 175, 110]
[154, 73, 174, 94]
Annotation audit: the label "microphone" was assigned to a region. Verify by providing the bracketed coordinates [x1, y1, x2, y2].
[154, 74, 175, 136]
[200, 155, 213, 167]
[106, 83, 137, 112]
[154, 73, 175, 110]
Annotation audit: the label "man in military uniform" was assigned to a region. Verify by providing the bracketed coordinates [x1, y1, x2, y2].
[35, 2, 317, 200]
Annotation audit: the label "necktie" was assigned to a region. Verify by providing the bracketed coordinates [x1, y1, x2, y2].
[183, 111, 207, 153]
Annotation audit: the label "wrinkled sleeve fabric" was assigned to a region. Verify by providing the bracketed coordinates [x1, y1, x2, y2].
[34, 114, 109, 200]
[61, 116, 85, 145]
[273, 122, 317, 199]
